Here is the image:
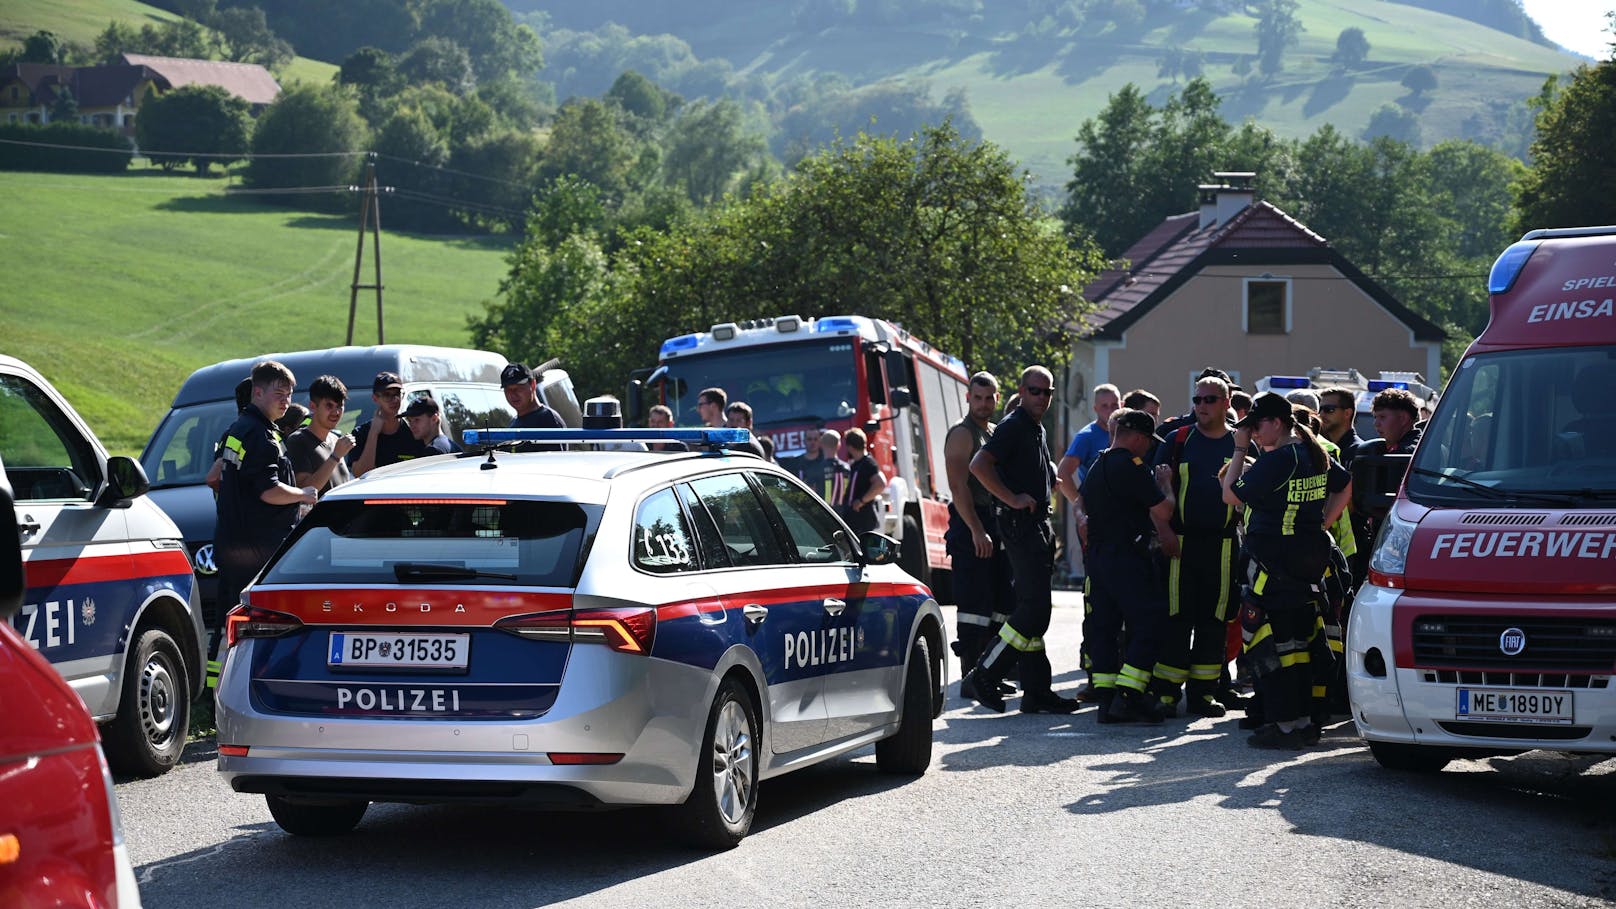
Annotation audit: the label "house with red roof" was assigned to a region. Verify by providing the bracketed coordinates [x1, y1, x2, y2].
[1061, 172, 1445, 426]
[0, 55, 278, 137]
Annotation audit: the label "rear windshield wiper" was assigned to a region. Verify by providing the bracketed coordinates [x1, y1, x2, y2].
[392, 562, 517, 582]
[1409, 467, 1578, 506]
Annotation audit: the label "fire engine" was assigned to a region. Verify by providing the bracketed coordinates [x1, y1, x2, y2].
[629, 315, 970, 590]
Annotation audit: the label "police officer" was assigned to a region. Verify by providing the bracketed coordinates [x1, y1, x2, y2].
[1149, 377, 1240, 718]
[1083, 408, 1177, 723]
[213, 360, 317, 687]
[943, 371, 1013, 684]
[961, 366, 1078, 714]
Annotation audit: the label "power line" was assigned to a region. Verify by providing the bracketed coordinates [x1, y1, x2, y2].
[0, 137, 367, 159]
[372, 152, 535, 192]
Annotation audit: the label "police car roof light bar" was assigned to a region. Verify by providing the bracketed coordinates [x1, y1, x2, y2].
[462, 427, 753, 451]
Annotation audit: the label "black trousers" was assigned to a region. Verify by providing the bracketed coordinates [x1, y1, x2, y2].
[1084, 540, 1167, 693]
[975, 509, 1056, 697]
[1241, 531, 1332, 725]
[1153, 532, 1238, 700]
[945, 506, 1013, 671]
[212, 538, 278, 662]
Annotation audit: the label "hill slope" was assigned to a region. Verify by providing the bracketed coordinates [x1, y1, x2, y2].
[0, 171, 513, 454]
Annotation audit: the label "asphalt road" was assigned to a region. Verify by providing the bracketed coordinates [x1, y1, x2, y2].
[118, 593, 1616, 908]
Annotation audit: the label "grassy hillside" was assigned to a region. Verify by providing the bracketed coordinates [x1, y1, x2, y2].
[0, 170, 514, 455]
[745, 0, 1580, 181]
[0, 0, 338, 85]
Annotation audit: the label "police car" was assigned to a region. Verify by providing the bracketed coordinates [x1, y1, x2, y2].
[215, 428, 945, 847]
[2, 354, 205, 778]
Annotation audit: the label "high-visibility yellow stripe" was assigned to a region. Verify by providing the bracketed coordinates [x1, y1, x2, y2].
[957, 613, 992, 627]
[1278, 650, 1312, 668]
[1189, 663, 1222, 681]
[1153, 663, 1189, 683]
[1312, 685, 1328, 699]
[1215, 537, 1232, 620]
[998, 623, 1041, 652]
[1245, 624, 1273, 650]
[1093, 673, 1119, 689]
[1168, 553, 1182, 617]
[1253, 571, 1268, 596]
[1177, 461, 1190, 524]
[1328, 638, 1345, 654]
[1282, 502, 1299, 535]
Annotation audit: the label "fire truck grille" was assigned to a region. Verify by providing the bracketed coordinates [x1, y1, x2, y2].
[1411, 615, 1616, 673]
[1422, 670, 1611, 689]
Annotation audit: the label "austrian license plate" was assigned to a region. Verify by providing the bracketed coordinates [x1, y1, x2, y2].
[1455, 687, 1574, 725]
[328, 632, 469, 670]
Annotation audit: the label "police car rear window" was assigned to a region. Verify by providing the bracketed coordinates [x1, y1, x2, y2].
[262, 500, 597, 588]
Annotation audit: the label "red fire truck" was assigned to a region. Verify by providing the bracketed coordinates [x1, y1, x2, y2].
[629, 315, 970, 590]
[1348, 226, 1616, 772]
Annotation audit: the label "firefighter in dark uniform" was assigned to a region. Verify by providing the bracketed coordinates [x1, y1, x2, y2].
[1222, 392, 1351, 748]
[961, 366, 1078, 714]
[212, 361, 317, 688]
[1149, 377, 1240, 718]
[1082, 408, 1177, 723]
[943, 372, 1013, 685]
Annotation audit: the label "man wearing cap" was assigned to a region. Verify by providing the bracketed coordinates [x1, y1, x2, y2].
[214, 360, 318, 687]
[1081, 408, 1177, 723]
[502, 363, 566, 429]
[961, 366, 1078, 715]
[349, 371, 430, 477]
[403, 395, 461, 455]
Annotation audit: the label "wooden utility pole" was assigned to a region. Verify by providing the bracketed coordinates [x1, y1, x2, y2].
[346, 154, 385, 345]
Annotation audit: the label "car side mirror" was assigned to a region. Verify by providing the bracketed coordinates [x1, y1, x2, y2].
[1352, 452, 1412, 522]
[98, 455, 151, 507]
[860, 531, 900, 566]
[0, 455, 22, 621]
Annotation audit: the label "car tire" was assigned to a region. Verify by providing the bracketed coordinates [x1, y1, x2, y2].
[899, 513, 931, 587]
[678, 678, 759, 850]
[1368, 741, 1452, 773]
[102, 627, 190, 777]
[876, 634, 934, 775]
[266, 795, 369, 836]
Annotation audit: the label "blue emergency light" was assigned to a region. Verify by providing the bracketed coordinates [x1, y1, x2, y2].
[1264, 376, 1312, 389]
[462, 427, 753, 447]
[660, 334, 700, 356]
[815, 317, 861, 334]
[1366, 380, 1409, 392]
[1488, 240, 1540, 295]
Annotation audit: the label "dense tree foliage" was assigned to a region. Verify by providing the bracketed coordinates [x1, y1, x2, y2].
[1513, 59, 1616, 232]
[1254, 0, 1303, 77]
[1332, 27, 1369, 68]
[0, 122, 132, 173]
[245, 84, 368, 209]
[136, 84, 253, 174]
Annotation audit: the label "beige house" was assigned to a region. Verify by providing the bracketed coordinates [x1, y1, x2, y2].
[1062, 173, 1444, 430]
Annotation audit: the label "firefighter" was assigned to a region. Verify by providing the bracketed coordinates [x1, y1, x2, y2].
[943, 371, 1014, 686]
[1081, 408, 1177, 723]
[961, 366, 1078, 714]
[1149, 376, 1240, 718]
[1221, 393, 1351, 749]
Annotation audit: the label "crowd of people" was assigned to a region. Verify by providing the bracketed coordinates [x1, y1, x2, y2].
[954, 364, 1424, 750]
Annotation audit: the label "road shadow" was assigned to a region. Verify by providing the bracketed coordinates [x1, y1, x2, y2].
[1063, 723, 1616, 901]
[133, 754, 920, 908]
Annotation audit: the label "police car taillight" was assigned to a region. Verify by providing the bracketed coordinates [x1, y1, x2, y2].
[224, 603, 304, 648]
[494, 606, 656, 654]
[1367, 510, 1418, 589]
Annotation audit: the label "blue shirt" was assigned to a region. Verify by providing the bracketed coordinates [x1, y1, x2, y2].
[1064, 421, 1111, 484]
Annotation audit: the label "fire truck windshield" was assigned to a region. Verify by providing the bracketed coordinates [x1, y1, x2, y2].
[1407, 346, 1616, 504]
[661, 339, 862, 429]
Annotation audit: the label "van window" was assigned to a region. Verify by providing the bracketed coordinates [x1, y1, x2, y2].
[1408, 347, 1616, 502]
[0, 375, 98, 502]
[263, 500, 597, 587]
[143, 400, 238, 487]
[434, 385, 516, 445]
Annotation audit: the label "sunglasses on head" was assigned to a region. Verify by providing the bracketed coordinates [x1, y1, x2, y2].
[1022, 386, 1053, 398]
[1190, 394, 1225, 405]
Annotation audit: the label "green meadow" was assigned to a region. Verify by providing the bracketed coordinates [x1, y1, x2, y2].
[1, 169, 515, 455]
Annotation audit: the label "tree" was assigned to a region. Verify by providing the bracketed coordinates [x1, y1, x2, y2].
[1401, 64, 1438, 97]
[538, 98, 640, 201]
[1332, 27, 1369, 68]
[1514, 61, 1616, 231]
[1255, 0, 1303, 77]
[49, 88, 78, 122]
[93, 22, 141, 65]
[662, 100, 767, 205]
[136, 84, 253, 174]
[415, 0, 543, 83]
[339, 47, 398, 92]
[212, 6, 293, 70]
[21, 31, 67, 64]
[1364, 102, 1422, 145]
[246, 84, 368, 207]
[606, 70, 675, 125]
[397, 37, 476, 96]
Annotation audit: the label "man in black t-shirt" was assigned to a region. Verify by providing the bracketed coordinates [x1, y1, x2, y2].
[285, 374, 354, 496]
[402, 394, 462, 455]
[1083, 408, 1177, 724]
[502, 363, 567, 429]
[349, 371, 431, 476]
[835, 428, 884, 533]
[961, 365, 1078, 715]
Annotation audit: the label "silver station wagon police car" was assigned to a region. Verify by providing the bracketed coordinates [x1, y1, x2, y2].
[215, 428, 944, 848]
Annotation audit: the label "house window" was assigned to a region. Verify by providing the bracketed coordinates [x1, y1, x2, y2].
[1244, 278, 1290, 335]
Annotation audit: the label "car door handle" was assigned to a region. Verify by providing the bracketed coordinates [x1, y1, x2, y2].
[743, 604, 768, 625]
[17, 514, 39, 538]
[822, 598, 846, 616]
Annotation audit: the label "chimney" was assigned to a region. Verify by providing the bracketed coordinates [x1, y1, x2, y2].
[1197, 184, 1220, 229]
[1211, 171, 1255, 226]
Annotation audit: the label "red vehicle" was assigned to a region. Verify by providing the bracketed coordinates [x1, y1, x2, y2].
[631, 315, 970, 590]
[1348, 226, 1616, 772]
[0, 456, 142, 909]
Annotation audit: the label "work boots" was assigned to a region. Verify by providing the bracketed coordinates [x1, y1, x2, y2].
[1103, 687, 1166, 725]
[961, 642, 1017, 713]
